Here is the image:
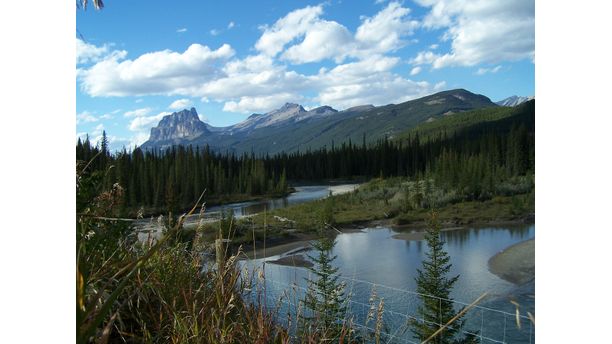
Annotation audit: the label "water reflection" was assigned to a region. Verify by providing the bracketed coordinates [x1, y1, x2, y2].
[242, 224, 535, 343]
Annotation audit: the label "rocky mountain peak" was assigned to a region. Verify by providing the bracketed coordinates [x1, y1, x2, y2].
[148, 108, 209, 142]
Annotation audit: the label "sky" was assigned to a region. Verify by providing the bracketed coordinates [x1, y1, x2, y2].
[76, 0, 535, 151]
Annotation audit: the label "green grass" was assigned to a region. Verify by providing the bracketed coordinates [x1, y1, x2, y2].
[235, 176, 534, 243]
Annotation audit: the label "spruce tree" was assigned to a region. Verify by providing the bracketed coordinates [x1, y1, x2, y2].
[412, 212, 478, 344]
[303, 236, 347, 340]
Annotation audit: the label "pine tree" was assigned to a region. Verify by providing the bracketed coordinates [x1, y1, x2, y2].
[303, 236, 347, 340]
[412, 212, 478, 344]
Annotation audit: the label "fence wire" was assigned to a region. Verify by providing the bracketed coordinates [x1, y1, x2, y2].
[243, 263, 534, 344]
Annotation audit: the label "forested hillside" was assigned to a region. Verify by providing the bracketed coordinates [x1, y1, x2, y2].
[77, 100, 534, 216]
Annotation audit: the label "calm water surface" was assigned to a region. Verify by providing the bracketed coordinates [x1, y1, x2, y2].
[242, 225, 535, 343]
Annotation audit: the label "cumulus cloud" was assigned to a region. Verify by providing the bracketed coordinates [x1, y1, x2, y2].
[176, 28, 187, 33]
[410, 66, 422, 76]
[168, 98, 193, 110]
[227, 21, 235, 29]
[124, 107, 153, 117]
[353, 2, 419, 57]
[255, 5, 324, 57]
[77, 4, 444, 114]
[223, 93, 302, 113]
[258, 2, 418, 64]
[76, 38, 110, 65]
[128, 112, 170, 132]
[79, 43, 235, 97]
[199, 54, 310, 101]
[76, 110, 99, 124]
[476, 65, 502, 75]
[210, 29, 220, 36]
[413, 0, 534, 68]
[281, 20, 353, 63]
[311, 55, 438, 109]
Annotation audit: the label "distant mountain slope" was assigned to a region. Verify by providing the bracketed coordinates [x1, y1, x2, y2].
[141, 108, 210, 150]
[141, 89, 498, 154]
[396, 99, 535, 142]
[496, 95, 534, 107]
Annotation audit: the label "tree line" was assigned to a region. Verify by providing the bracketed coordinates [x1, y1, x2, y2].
[76, 102, 533, 215]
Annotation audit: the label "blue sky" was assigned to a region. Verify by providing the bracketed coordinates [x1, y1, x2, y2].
[76, 0, 534, 151]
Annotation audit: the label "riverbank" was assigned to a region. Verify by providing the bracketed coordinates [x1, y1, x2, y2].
[488, 239, 535, 285]
[267, 254, 313, 268]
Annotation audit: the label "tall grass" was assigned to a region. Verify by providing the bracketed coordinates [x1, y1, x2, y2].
[77, 161, 519, 343]
[76, 161, 386, 343]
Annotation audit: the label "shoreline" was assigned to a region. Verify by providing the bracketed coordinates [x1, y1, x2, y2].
[242, 218, 534, 261]
[488, 239, 535, 285]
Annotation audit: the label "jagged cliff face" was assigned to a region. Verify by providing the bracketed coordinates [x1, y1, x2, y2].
[148, 108, 209, 142]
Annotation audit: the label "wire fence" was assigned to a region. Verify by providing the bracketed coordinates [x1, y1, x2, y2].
[242, 263, 534, 344]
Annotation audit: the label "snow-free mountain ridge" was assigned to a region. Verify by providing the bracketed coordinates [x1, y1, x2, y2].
[140, 89, 498, 154]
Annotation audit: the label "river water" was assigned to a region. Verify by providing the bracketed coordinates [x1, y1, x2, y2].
[136, 184, 359, 233]
[137, 184, 535, 342]
[241, 225, 535, 343]
[206, 184, 359, 218]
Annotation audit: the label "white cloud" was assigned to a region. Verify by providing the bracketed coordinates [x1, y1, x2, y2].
[311, 55, 438, 109]
[100, 113, 114, 120]
[76, 110, 99, 124]
[79, 43, 235, 97]
[128, 112, 170, 132]
[210, 29, 220, 36]
[410, 50, 442, 65]
[199, 54, 310, 101]
[92, 123, 105, 137]
[260, 2, 418, 64]
[77, 5, 445, 114]
[223, 93, 301, 113]
[227, 21, 235, 29]
[353, 2, 419, 57]
[168, 98, 193, 110]
[176, 28, 187, 33]
[76, 38, 110, 65]
[255, 5, 324, 57]
[476, 65, 502, 75]
[414, 0, 534, 68]
[281, 20, 353, 63]
[129, 132, 151, 148]
[124, 107, 152, 117]
[429, 44, 439, 50]
[410, 66, 422, 75]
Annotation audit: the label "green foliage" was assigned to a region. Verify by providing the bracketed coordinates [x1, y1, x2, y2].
[412, 212, 478, 344]
[76, 163, 289, 343]
[77, 99, 533, 221]
[321, 193, 336, 227]
[303, 236, 348, 340]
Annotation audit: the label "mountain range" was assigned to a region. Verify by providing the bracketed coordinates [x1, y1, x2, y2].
[495, 95, 535, 107]
[141, 89, 523, 155]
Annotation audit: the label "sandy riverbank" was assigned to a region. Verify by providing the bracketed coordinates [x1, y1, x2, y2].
[328, 184, 359, 195]
[488, 239, 535, 285]
[267, 254, 313, 268]
[243, 240, 313, 259]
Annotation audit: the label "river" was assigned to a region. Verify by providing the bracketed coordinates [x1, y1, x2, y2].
[241, 224, 535, 343]
[136, 183, 359, 234]
[136, 183, 535, 342]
